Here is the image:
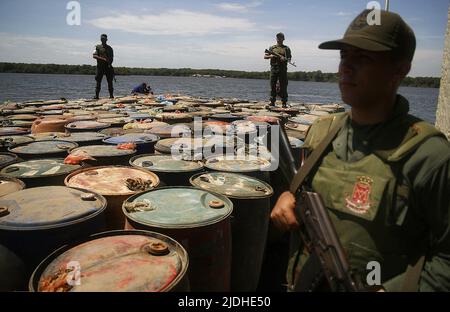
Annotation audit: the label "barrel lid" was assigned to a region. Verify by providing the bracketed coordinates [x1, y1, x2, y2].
[288, 137, 304, 148]
[0, 175, 25, 197]
[130, 154, 203, 173]
[0, 152, 18, 167]
[210, 114, 244, 122]
[0, 135, 34, 147]
[103, 133, 159, 145]
[205, 155, 271, 173]
[34, 231, 188, 292]
[65, 166, 160, 196]
[1, 158, 81, 179]
[97, 117, 131, 125]
[70, 145, 136, 158]
[0, 127, 30, 136]
[146, 124, 191, 138]
[0, 186, 105, 230]
[99, 127, 143, 137]
[32, 132, 108, 143]
[124, 187, 232, 228]
[65, 121, 110, 130]
[190, 172, 273, 199]
[9, 140, 77, 155]
[7, 114, 38, 121]
[128, 113, 152, 120]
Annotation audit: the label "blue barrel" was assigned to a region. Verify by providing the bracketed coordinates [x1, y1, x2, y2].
[0, 186, 107, 273]
[123, 187, 233, 292]
[130, 154, 204, 186]
[103, 133, 159, 155]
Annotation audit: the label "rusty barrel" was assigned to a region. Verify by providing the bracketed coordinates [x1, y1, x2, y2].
[32, 132, 109, 147]
[65, 120, 110, 133]
[0, 135, 34, 153]
[65, 166, 160, 230]
[0, 175, 25, 197]
[204, 155, 272, 183]
[8, 140, 78, 160]
[130, 154, 204, 186]
[29, 230, 189, 292]
[103, 133, 159, 155]
[0, 152, 19, 169]
[0, 186, 107, 276]
[68, 145, 136, 166]
[1, 158, 82, 188]
[123, 186, 232, 292]
[190, 172, 273, 291]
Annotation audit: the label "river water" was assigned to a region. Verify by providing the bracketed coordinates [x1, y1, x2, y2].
[0, 73, 440, 123]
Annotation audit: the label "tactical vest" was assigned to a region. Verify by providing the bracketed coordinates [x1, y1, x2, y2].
[96, 44, 108, 59]
[293, 112, 444, 290]
[270, 45, 289, 68]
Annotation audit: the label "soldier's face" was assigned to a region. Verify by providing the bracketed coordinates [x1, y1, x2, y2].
[338, 46, 399, 109]
[277, 37, 284, 45]
[101, 37, 107, 44]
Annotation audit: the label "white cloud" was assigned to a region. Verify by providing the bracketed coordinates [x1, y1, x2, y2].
[216, 1, 263, 13]
[0, 32, 443, 76]
[335, 11, 353, 17]
[89, 10, 256, 36]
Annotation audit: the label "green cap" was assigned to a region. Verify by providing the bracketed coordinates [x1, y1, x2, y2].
[319, 9, 416, 62]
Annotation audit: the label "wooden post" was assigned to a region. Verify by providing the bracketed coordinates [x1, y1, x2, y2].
[436, 6, 450, 140]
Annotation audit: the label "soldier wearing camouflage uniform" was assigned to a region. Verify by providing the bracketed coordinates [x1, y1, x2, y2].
[93, 34, 114, 99]
[265, 33, 292, 107]
[271, 10, 450, 292]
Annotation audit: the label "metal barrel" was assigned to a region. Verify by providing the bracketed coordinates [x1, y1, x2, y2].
[32, 132, 109, 147]
[190, 172, 273, 291]
[65, 121, 110, 133]
[1, 158, 83, 188]
[65, 166, 160, 230]
[204, 155, 272, 183]
[0, 244, 27, 291]
[0, 152, 20, 169]
[8, 140, 78, 160]
[0, 175, 25, 197]
[0, 135, 34, 153]
[146, 124, 192, 139]
[0, 186, 107, 277]
[123, 186, 232, 292]
[68, 145, 136, 166]
[29, 230, 189, 292]
[129, 154, 204, 186]
[103, 133, 159, 155]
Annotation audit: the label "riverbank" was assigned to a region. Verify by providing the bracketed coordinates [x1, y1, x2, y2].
[0, 62, 441, 89]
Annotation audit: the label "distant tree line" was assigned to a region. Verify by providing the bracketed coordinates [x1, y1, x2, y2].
[0, 62, 441, 88]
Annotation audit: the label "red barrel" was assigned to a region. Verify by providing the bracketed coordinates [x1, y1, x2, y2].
[65, 166, 160, 230]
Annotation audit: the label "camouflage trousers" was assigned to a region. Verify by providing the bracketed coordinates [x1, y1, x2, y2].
[270, 69, 288, 105]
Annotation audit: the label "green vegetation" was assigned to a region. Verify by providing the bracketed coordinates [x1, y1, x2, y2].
[0, 62, 441, 88]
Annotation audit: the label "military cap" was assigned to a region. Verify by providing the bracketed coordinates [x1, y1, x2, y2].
[319, 9, 416, 62]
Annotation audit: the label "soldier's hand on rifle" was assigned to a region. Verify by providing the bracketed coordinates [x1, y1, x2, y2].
[271, 191, 299, 232]
[280, 56, 287, 62]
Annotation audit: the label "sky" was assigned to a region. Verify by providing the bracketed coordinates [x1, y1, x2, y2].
[0, 0, 448, 77]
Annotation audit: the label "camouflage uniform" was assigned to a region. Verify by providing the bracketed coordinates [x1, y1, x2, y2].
[93, 43, 114, 98]
[268, 44, 292, 106]
[284, 10, 450, 292]
[288, 96, 450, 291]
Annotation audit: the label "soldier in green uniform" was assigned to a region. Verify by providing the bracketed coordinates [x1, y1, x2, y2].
[265, 33, 292, 107]
[271, 9, 450, 292]
[93, 34, 114, 99]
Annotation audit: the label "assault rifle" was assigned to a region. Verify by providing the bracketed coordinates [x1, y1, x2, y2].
[277, 121, 361, 291]
[265, 49, 297, 67]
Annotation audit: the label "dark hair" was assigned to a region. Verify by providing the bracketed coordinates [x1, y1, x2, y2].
[101, 34, 108, 39]
[276, 33, 285, 39]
